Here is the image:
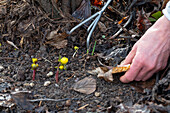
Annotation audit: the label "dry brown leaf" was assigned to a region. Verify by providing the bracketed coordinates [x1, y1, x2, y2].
[87, 67, 108, 75]
[136, 9, 152, 33]
[87, 67, 113, 82]
[98, 69, 113, 82]
[98, 21, 107, 32]
[46, 31, 69, 49]
[73, 77, 96, 94]
[112, 64, 130, 74]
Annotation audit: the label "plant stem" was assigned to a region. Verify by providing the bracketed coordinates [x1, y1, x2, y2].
[32, 69, 36, 81]
[55, 62, 61, 83]
[55, 68, 59, 83]
[91, 40, 97, 56]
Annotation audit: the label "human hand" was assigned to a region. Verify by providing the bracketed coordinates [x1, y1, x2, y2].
[120, 16, 170, 83]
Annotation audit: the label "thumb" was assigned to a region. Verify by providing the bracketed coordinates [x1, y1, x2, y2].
[120, 75, 131, 83]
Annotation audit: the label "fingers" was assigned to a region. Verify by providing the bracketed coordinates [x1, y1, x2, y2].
[120, 58, 143, 83]
[142, 71, 155, 81]
[121, 46, 137, 65]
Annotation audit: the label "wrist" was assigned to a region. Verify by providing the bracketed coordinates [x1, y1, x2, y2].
[153, 16, 170, 31]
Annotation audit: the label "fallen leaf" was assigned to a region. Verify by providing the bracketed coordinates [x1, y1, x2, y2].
[91, 0, 103, 6]
[87, 67, 113, 82]
[11, 91, 34, 110]
[72, 0, 91, 24]
[112, 64, 130, 74]
[73, 77, 96, 94]
[87, 67, 108, 75]
[46, 31, 69, 49]
[98, 21, 107, 32]
[136, 9, 152, 33]
[98, 69, 113, 82]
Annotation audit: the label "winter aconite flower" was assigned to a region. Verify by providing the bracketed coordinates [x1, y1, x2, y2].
[59, 65, 64, 70]
[60, 57, 68, 64]
[55, 56, 69, 83]
[74, 46, 79, 50]
[31, 58, 38, 81]
[73, 46, 79, 58]
[31, 63, 38, 70]
[32, 58, 38, 63]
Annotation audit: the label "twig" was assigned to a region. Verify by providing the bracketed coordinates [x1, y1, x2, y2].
[51, 0, 65, 18]
[77, 104, 89, 110]
[107, 5, 125, 17]
[0, 57, 15, 60]
[109, 13, 133, 39]
[29, 98, 80, 102]
[6, 40, 19, 49]
[0, 0, 10, 4]
[97, 57, 112, 69]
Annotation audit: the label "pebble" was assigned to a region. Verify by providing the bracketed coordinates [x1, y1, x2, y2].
[44, 81, 51, 86]
[47, 71, 53, 77]
[55, 84, 59, 87]
[0, 65, 4, 72]
[65, 100, 71, 106]
[30, 83, 34, 87]
[12, 74, 17, 79]
[95, 92, 100, 97]
[24, 83, 30, 87]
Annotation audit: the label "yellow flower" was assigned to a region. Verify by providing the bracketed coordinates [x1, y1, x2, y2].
[74, 46, 79, 50]
[32, 58, 38, 63]
[60, 57, 68, 64]
[59, 65, 64, 70]
[0, 43, 1, 47]
[31, 63, 38, 69]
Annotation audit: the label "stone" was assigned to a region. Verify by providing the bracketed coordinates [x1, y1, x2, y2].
[44, 81, 51, 86]
[47, 71, 53, 77]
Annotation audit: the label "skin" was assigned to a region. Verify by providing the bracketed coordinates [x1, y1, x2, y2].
[120, 15, 170, 83]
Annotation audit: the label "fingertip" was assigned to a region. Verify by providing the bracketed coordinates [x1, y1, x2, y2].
[120, 75, 131, 83]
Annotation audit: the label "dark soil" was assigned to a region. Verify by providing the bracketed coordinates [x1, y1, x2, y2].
[0, 0, 169, 112]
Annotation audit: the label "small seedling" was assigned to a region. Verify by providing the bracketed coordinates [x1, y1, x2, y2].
[102, 35, 106, 39]
[72, 46, 79, 58]
[55, 56, 68, 83]
[91, 41, 97, 56]
[31, 58, 38, 81]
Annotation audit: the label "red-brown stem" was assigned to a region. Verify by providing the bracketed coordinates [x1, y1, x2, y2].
[55, 68, 59, 83]
[55, 62, 61, 83]
[32, 69, 36, 81]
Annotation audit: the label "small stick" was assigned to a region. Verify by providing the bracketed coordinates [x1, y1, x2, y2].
[109, 13, 133, 39]
[6, 40, 19, 49]
[29, 98, 80, 102]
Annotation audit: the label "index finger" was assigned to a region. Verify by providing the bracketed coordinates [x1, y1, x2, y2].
[120, 57, 143, 83]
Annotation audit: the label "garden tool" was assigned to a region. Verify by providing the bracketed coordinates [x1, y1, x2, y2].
[68, 0, 112, 48]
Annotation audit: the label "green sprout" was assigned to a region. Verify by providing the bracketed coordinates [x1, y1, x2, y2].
[102, 35, 106, 39]
[91, 41, 97, 56]
[72, 46, 79, 58]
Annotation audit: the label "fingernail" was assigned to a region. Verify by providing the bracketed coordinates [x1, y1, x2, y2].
[120, 76, 130, 83]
